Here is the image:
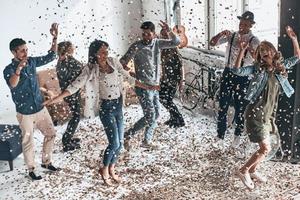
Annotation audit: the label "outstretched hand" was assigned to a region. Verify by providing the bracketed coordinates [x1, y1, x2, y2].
[221, 30, 231, 38]
[159, 20, 170, 31]
[18, 59, 28, 69]
[150, 85, 160, 91]
[42, 99, 53, 106]
[50, 23, 59, 38]
[42, 95, 62, 106]
[286, 26, 297, 40]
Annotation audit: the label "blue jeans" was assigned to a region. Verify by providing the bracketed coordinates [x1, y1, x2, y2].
[99, 97, 124, 166]
[125, 87, 160, 142]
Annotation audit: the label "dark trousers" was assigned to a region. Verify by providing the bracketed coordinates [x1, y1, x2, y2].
[217, 68, 249, 139]
[62, 92, 81, 146]
[159, 80, 184, 124]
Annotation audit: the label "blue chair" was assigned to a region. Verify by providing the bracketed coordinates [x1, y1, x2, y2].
[0, 124, 22, 171]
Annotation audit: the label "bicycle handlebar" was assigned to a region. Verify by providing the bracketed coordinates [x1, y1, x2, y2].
[182, 56, 223, 71]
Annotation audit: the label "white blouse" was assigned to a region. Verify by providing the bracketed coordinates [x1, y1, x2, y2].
[67, 57, 135, 118]
[98, 67, 126, 100]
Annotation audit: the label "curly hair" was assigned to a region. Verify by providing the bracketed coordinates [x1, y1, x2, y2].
[255, 41, 287, 76]
[58, 41, 73, 56]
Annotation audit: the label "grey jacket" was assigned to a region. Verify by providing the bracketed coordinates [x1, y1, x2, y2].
[120, 36, 180, 86]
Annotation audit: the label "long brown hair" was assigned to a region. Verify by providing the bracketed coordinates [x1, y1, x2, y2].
[255, 41, 287, 76]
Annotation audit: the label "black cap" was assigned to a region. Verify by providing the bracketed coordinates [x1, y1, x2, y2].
[237, 11, 255, 24]
[140, 21, 155, 32]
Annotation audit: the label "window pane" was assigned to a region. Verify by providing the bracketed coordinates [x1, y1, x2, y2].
[247, 0, 279, 47]
[180, 0, 207, 48]
[212, 0, 242, 52]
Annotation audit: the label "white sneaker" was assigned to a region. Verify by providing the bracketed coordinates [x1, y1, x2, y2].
[232, 135, 241, 148]
[235, 148, 246, 159]
[141, 140, 159, 150]
[212, 136, 225, 149]
[250, 171, 267, 183]
[235, 169, 255, 190]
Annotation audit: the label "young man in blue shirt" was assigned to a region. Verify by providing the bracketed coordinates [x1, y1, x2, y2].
[3, 23, 60, 180]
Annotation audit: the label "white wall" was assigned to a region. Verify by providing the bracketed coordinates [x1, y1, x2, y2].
[140, 0, 166, 33]
[0, 0, 142, 123]
[246, 0, 279, 46]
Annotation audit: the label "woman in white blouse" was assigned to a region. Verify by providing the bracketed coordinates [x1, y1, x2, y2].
[44, 39, 156, 185]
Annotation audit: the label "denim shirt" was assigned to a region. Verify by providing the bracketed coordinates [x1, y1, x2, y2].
[3, 51, 57, 114]
[231, 56, 299, 104]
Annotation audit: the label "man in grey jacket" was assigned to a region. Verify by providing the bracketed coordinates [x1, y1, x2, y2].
[120, 20, 180, 149]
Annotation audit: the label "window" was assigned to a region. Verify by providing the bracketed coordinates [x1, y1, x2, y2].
[166, 0, 207, 48]
[170, 0, 280, 54]
[245, 0, 279, 46]
[210, 0, 243, 51]
[180, 0, 207, 48]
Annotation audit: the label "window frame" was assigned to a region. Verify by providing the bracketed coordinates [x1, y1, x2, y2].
[165, 0, 247, 56]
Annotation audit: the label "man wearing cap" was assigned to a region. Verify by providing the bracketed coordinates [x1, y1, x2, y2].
[209, 11, 260, 148]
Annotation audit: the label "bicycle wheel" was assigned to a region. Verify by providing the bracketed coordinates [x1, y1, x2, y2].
[181, 72, 202, 110]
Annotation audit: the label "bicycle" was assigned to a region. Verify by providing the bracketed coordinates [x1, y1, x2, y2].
[180, 58, 223, 118]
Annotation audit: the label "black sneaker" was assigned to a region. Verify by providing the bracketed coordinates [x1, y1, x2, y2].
[164, 119, 174, 126]
[63, 143, 81, 152]
[169, 120, 185, 128]
[70, 138, 81, 144]
[29, 171, 42, 180]
[41, 163, 60, 171]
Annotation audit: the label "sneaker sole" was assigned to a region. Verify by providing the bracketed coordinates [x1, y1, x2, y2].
[234, 169, 255, 190]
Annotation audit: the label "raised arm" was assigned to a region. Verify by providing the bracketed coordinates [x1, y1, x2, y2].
[234, 37, 249, 69]
[232, 37, 255, 76]
[247, 37, 260, 59]
[157, 21, 180, 49]
[33, 23, 58, 67]
[286, 26, 300, 59]
[49, 23, 58, 53]
[209, 30, 232, 47]
[7, 59, 27, 88]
